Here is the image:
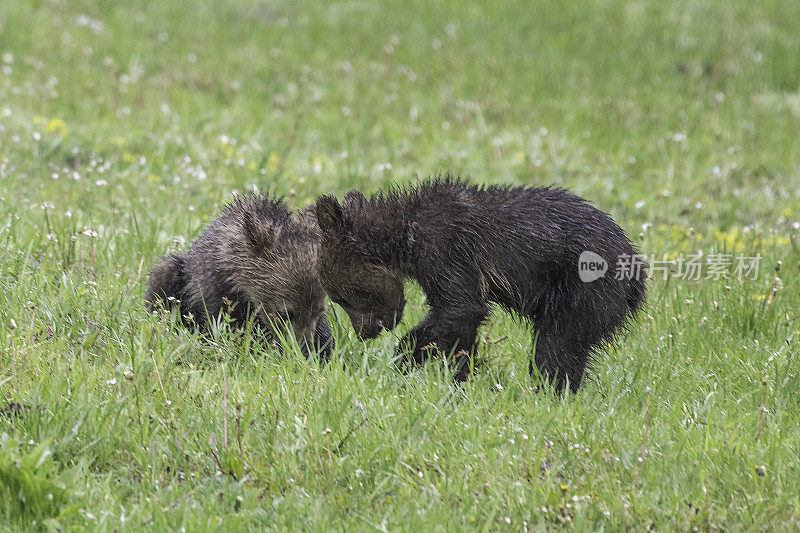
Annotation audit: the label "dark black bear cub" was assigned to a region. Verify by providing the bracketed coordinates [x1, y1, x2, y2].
[146, 195, 333, 357]
[315, 178, 646, 391]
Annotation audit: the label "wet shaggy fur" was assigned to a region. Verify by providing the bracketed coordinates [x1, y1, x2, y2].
[146, 195, 333, 357]
[315, 178, 646, 392]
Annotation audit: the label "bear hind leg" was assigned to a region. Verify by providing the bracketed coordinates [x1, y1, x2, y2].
[528, 279, 629, 393]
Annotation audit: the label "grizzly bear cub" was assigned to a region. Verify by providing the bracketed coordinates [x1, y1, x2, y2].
[146, 195, 333, 357]
[315, 177, 646, 391]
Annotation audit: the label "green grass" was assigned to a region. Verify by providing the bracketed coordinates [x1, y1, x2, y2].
[1, 0, 799, 529]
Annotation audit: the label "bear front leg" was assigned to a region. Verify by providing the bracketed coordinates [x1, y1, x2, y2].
[397, 305, 487, 380]
[311, 315, 334, 361]
[398, 312, 440, 368]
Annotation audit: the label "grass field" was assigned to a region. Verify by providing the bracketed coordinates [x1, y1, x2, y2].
[1, 0, 800, 530]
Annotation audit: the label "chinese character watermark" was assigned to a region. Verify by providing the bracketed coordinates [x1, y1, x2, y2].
[579, 251, 761, 282]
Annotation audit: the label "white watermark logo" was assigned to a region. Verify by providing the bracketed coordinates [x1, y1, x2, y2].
[578, 250, 762, 282]
[578, 251, 608, 282]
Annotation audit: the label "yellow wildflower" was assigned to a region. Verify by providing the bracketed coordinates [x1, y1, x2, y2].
[267, 153, 280, 172]
[45, 118, 67, 137]
[714, 228, 742, 251]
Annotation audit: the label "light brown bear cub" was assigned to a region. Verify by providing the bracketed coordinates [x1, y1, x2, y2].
[146, 195, 333, 357]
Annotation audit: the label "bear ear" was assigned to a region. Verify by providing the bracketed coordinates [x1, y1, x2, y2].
[315, 195, 346, 235]
[242, 210, 277, 250]
[343, 190, 367, 210]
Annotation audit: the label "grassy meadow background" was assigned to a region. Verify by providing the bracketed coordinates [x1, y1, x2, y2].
[1, 0, 800, 529]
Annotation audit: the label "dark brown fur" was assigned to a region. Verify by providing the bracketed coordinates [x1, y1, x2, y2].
[315, 177, 646, 391]
[146, 195, 333, 357]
